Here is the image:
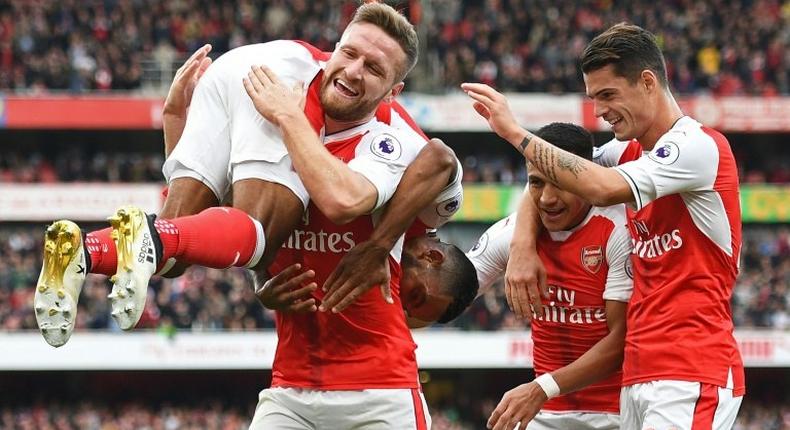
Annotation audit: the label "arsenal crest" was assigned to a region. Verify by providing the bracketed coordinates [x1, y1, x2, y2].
[581, 245, 604, 274]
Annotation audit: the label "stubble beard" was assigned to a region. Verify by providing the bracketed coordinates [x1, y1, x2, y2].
[319, 77, 385, 123]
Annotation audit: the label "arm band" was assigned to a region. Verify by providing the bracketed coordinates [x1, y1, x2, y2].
[534, 373, 561, 399]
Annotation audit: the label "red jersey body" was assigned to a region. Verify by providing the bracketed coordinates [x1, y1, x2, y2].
[267, 121, 423, 390]
[467, 205, 633, 413]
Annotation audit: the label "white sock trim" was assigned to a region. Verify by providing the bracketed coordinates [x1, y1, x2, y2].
[534, 373, 561, 399]
[245, 216, 266, 268]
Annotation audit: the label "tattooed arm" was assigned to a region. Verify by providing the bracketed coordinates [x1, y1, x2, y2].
[462, 83, 632, 206]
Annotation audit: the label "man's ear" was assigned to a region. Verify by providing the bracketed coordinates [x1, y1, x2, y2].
[640, 69, 658, 93]
[383, 81, 405, 103]
[424, 249, 445, 266]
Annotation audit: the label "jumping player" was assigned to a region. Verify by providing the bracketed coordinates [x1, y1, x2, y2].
[33, 3, 463, 346]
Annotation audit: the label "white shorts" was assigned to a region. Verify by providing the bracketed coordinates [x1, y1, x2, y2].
[620, 380, 743, 430]
[524, 411, 619, 430]
[249, 387, 431, 430]
[163, 42, 318, 204]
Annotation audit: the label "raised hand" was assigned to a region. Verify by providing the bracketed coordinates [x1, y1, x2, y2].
[320, 241, 393, 313]
[242, 65, 305, 126]
[163, 44, 212, 156]
[461, 82, 526, 147]
[254, 264, 318, 313]
[164, 44, 213, 116]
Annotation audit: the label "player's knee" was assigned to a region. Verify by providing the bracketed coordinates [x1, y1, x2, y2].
[161, 178, 219, 218]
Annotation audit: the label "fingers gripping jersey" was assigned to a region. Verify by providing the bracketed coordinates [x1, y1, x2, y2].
[466, 207, 633, 413]
[607, 116, 744, 395]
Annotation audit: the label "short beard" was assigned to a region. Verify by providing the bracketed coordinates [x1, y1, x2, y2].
[319, 77, 387, 122]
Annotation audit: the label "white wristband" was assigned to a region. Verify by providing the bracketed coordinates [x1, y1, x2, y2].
[534, 373, 561, 399]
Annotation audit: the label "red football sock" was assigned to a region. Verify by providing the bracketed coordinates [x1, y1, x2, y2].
[85, 228, 118, 276]
[155, 207, 264, 269]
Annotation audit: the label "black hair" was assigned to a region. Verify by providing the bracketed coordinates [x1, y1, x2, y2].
[436, 243, 479, 324]
[534, 122, 594, 161]
[581, 23, 669, 89]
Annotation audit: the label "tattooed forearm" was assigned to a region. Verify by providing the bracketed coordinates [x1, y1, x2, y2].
[529, 140, 587, 182]
[557, 150, 586, 178]
[547, 144, 558, 183]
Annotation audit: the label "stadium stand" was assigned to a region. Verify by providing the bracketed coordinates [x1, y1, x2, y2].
[0, 0, 787, 94]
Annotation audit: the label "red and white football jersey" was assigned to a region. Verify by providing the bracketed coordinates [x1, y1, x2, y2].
[468, 205, 633, 413]
[612, 116, 745, 395]
[268, 118, 425, 390]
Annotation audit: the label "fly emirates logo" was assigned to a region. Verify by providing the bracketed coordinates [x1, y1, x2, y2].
[533, 285, 606, 324]
[282, 229, 356, 253]
[630, 219, 683, 259]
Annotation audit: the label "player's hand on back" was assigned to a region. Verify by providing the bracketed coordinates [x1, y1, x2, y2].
[461, 83, 525, 147]
[320, 240, 393, 313]
[254, 264, 318, 313]
[163, 44, 213, 118]
[487, 382, 548, 430]
[243, 65, 306, 127]
[505, 245, 548, 321]
[163, 44, 212, 157]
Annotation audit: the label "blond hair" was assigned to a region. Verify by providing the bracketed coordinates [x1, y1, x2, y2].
[350, 2, 418, 81]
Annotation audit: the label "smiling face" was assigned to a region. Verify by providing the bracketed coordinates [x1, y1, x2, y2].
[528, 165, 591, 232]
[319, 22, 406, 123]
[584, 64, 657, 141]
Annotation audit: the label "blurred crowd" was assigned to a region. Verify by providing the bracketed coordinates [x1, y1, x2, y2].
[0, 0, 788, 95]
[0, 399, 787, 430]
[427, 0, 790, 95]
[0, 150, 164, 183]
[1, 225, 788, 331]
[1, 401, 250, 430]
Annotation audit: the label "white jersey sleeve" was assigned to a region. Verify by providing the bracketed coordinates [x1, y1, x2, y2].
[466, 214, 516, 296]
[347, 124, 426, 211]
[593, 139, 626, 167]
[600, 206, 634, 302]
[592, 138, 643, 167]
[614, 118, 718, 211]
[416, 157, 463, 228]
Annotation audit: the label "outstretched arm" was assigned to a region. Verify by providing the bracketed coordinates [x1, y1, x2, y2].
[462, 83, 632, 207]
[320, 139, 457, 313]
